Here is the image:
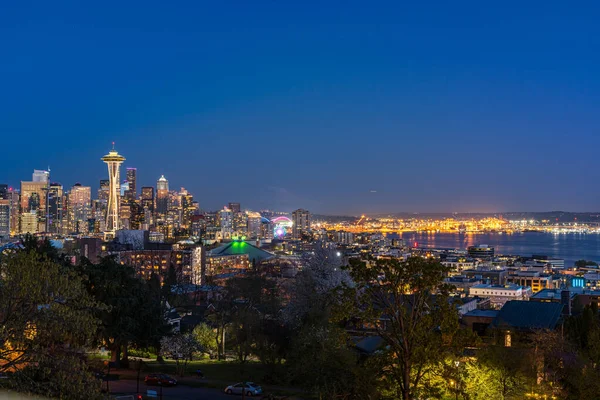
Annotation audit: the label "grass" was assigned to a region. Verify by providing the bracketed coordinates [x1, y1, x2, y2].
[142, 359, 269, 382]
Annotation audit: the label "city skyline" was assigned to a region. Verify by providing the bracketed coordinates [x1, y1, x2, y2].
[2, 2, 600, 214]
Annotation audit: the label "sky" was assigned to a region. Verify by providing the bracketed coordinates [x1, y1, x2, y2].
[1, 1, 600, 215]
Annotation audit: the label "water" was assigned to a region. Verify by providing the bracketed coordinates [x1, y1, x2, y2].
[392, 232, 600, 267]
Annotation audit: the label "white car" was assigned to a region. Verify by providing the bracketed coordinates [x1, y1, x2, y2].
[224, 382, 263, 396]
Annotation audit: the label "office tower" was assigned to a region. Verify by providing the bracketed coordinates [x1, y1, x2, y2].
[141, 187, 154, 211]
[98, 179, 109, 202]
[20, 211, 38, 234]
[0, 199, 9, 240]
[21, 171, 50, 233]
[125, 167, 137, 200]
[0, 184, 7, 199]
[228, 202, 241, 213]
[180, 188, 195, 229]
[47, 183, 63, 233]
[156, 175, 169, 215]
[101, 146, 125, 238]
[292, 209, 311, 239]
[69, 183, 91, 234]
[246, 211, 262, 238]
[219, 207, 233, 237]
[7, 190, 19, 236]
[32, 169, 49, 183]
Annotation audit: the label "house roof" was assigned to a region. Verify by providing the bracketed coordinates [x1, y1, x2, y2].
[355, 336, 385, 354]
[209, 241, 274, 263]
[493, 300, 563, 330]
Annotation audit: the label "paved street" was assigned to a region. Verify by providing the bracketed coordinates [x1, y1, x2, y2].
[109, 379, 232, 400]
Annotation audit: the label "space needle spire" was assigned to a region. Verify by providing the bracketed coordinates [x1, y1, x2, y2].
[101, 143, 125, 239]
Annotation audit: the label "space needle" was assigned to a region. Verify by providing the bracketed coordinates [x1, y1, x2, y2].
[101, 143, 125, 239]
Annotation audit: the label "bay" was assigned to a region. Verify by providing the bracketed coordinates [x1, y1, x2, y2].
[390, 232, 600, 267]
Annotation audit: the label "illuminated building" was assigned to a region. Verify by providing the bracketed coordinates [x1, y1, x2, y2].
[469, 284, 532, 308]
[141, 187, 154, 214]
[233, 211, 248, 235]
[98, 179, 109, 202]
[180, 188, 195, 230]
[20, 171, 49, 233]
[207, 240, 274, 275]
[47, 183, 63, 233]
[117, 245, 204, 285]
[32, 169, 49, 183]
[20, 211, 38, 234]
[228, 202, 241, 213]
[219, 207, 233, 238]
[101, 145, 126, 238]
[467, 245, 495, 259]
[0, 184, 7, 199]
[505, 270, 556, 293]
[125, 167, 137, 200]
[246, 211, 262, 238]
[7, 189, 19, 236]
[0, 199, 9, 240]
[292, 209, 311, 239]
[156, 175, 169, 216]
[66, 184, 91, 234]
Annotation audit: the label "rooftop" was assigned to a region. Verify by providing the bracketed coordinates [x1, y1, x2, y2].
[209, 241, 275, 263]
[493, 300, 563, 330]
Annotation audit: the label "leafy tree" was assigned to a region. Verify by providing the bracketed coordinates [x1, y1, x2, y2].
[160, 333, 202, 376]
[81, 256, 168, 363]
[0, 250, 102, 399]
[193, 323, 218, 357]
[347, 257, 467, 400]
[478, 345, 530, 400]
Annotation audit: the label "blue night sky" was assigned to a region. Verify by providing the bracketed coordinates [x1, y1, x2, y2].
[1, 1, 599, 215]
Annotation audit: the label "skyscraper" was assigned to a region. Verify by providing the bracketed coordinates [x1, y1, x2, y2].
[292, 209, 311, 239]
[21, 171, 49, 233]
[98, 179, 109, 202]
[69, 183, 91, 234]
[0, 184, 8, 199]
[228, 202, 241, 213]
[0, 199, 9, 240]
[101, 145, 125, 238]
[47, 183, 63, 233]
[7, 189, 19, 236]
[126, 167, 137, 200]
[156, 175, 169, 216]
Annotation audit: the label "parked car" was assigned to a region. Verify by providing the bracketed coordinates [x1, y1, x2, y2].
[224, 382, 263, 396]
[144, 373, 177, 386]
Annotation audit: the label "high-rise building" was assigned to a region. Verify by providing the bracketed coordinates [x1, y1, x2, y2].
[141, 186, 155, 226]
[32, 169, 49, 183]
[219, 207, 233, 238]
[246, 211, 262, 238]
[101, 146, 126, 238]
[21, 171, 49, 233]
[69, 183, 91, 234]
[181, 188, 195, 230]
[0, 184, 8, 199]
[20, 211, 37, 234]
[156, 175, 169, 216]
[7, 190, 19, 236]
[98, 179, 109, 202]
[292, 209, 311, 239]
[228, 203, 241, 213]
[125, 167, 137, 200]
[47, 183, 63, 233]
[0, 199, 9, 240]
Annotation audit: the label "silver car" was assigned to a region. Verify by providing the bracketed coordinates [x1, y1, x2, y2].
[224, 382, 263, 396]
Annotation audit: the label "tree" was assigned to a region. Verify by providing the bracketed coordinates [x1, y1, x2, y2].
[0, 250, 102, 399]
[81, 256, 169, 363]
[193, 323, 218, 357]
[160, 333, 202, 376]
[347, 256, 467, 400]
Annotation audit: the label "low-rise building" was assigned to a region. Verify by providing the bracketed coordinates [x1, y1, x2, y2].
[505, 270, 556, 293]
[469, 284, 532, 308]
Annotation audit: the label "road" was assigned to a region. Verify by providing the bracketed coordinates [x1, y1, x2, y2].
[109, 379, 232, 400]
